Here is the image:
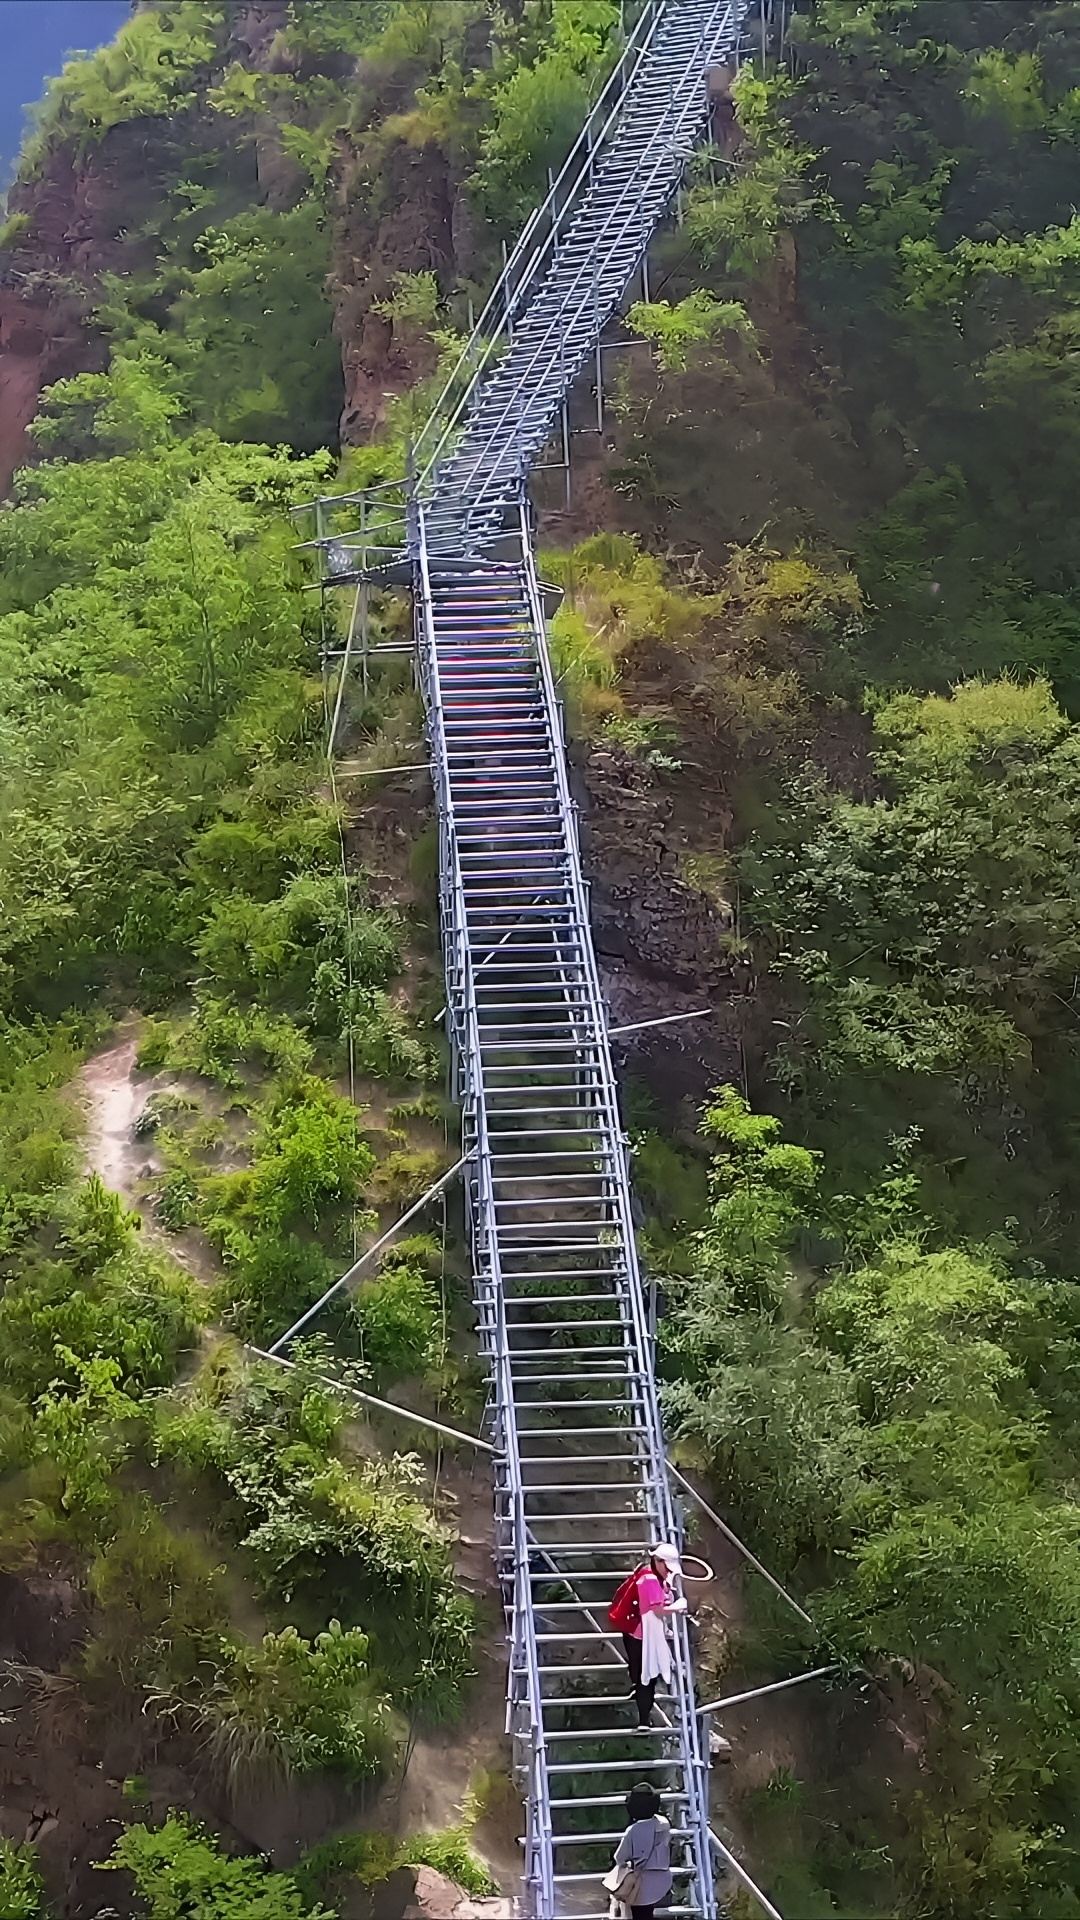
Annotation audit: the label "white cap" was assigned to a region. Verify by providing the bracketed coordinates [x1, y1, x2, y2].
[651, 1542, 683, 1576]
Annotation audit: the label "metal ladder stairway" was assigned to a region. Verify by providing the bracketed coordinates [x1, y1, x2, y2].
[414, 501, 716, 1917]
[307, 2, 748, 1910]
[419, 0, 742, 549]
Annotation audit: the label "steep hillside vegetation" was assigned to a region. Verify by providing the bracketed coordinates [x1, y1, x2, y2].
[548, 5, 1080, 1912]
[4, 1, 1080, 1917]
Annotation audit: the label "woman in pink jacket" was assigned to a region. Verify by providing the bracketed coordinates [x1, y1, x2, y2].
[621, 1543, 687, 1730]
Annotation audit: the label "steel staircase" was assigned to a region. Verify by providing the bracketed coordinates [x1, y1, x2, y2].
[414, 505, 715, 1917]
[417, 0, 743, 549]
[310, 3, 747, 1912]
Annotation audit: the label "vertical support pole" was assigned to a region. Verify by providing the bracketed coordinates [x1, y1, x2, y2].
[592, 245, 603, 435]
[502, 238, 512, 338]
[641, 249, 651, 302]
[314, 498, 327, 660]
[358, 494, 369, 697]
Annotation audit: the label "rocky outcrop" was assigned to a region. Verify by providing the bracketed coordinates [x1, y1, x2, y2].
[332, 140, 459, 445]
[0, 114, 201, 489]
[0, 276, 94, 493]
[578, 742, 750, 1106]
[403, 1869, 515, 1919]
[581, 744, 735, 993]
[0, 0, 334, 493]
[0, 127, 149, 489]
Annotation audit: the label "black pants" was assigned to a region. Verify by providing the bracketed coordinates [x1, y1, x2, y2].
[622, 1630, 656, 1725]
[631, 1908, 661, 1920]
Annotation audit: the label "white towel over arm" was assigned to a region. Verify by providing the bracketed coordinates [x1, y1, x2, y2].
[640, 1603, 672, 1687]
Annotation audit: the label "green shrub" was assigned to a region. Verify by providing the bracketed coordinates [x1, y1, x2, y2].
[24, 10, 217, 160]
[187, 818, 288, 902]
[61, 1172, 139, 1273]
[348, 908, 404, 987]
[0, 1243, 203, 1402]
[0, 1839, 44, 1919]
[196, 1622, 392, 1785]
[349, 990, 436, 1082]
[352, 1258, 440, 1384]
[294, 1830, 400, 1900]
[103, 1817, 334, 1920]
[252, 1077, 374, 1231]
[135, 1019, 174, 1072]
[548, 605, 616, 697]
[402, 1827, 496, 1898]
[0, 1021, 80, 1257]
[84, 1500, 228, 1691]
[157, 1164, 199, 1231]
[0, 212, 31, 250]
[154, 1354, 474, 1709]
[214, 1232, 338, 1345]
[295, 1822, 494, 1902]
[367, 1147, 447, 1210]
[626, 292, 757, 372]
[134, 1088, 197, 1139]
[171, 998, 315, 1088]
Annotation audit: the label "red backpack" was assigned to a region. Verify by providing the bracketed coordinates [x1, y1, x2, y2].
[608, 1564, 647, 1634]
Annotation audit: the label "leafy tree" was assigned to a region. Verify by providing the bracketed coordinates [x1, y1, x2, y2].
[684, 73, 817, 277]
[662, 1084, 1080, 1915]
[662, 1088, 864, 1571]
[748, 678, 1080, 1248]
[169, 210, 342, 450]
[472, 1, 620, 228]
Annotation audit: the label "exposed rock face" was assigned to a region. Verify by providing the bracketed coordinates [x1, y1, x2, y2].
[0, 277, 91, 494]
[226, 0, 291, 67]
[0, 127, 149, 490]
[580, 744, 734, 993]
[0, 5, 469, 486]
[0, 0, 311, 493]
[577, 742, 751, 1105]
[333, 140, 458, 446]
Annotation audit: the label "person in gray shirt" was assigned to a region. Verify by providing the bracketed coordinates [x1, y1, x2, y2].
[612, 1781, 673, 1919]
